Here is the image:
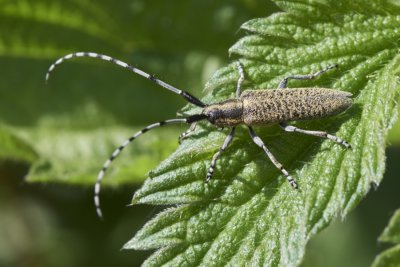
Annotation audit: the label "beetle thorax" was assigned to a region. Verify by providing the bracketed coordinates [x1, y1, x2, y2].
[202, 99, 243, 127]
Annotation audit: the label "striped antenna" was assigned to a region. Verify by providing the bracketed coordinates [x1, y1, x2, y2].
[94, 118, 202, 219]
[46, 52, 206, 107]
[45, 52, 209, 218]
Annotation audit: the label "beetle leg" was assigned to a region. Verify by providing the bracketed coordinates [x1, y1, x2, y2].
[278, 64, 338, 89]
[279, 122, 351, 149]
[206, 127, 236, 182]
[236, 61, 245, 97]
[248, 126, 298, 189]
[179, 122, 198, 144]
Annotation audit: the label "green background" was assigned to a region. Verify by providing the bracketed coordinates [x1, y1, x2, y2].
[0, 1, 399, 266]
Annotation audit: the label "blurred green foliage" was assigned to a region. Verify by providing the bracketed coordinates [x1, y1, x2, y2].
[0, 0, 399, 267]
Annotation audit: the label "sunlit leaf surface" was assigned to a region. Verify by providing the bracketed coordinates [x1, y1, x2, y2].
[125, 1, 400, 266]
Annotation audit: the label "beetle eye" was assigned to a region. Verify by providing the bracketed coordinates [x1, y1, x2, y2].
[205, 110, 217, 124]
[207, 114, 215, 124]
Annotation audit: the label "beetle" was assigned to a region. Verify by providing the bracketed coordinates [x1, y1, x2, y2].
[46, 52, 352, 218]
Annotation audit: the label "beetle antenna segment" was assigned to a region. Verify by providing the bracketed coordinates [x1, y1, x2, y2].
[45, 52, 206, 107]
[94, 115, 206, 219]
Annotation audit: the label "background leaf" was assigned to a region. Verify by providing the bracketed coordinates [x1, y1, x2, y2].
[372, 209, 400, 267]
[125, 1, 400, 266]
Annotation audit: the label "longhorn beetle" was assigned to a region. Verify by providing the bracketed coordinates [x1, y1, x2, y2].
[46, 52, 352, 218]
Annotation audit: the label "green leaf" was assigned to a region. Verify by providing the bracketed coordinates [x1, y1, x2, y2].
[21, 125, 180, 185]
[0, 126, 38, 165]
[379, 209, 400, 244]
[0, 0, 264, 59]
[125, 1, 400, 266]
[0, 0, 120, 59]
[372, 209, 400, 267]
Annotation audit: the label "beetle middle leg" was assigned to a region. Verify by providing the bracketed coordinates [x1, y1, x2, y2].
[278, 64, 338, 88]
[279, 122, 351, 149]
[248, 126, 298, 189]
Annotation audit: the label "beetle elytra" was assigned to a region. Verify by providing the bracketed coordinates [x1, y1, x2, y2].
[46, 52, 352, 218]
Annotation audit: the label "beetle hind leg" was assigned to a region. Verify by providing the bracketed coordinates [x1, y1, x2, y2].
[279, 122, 351, 149]
[278, 64, 338, 89]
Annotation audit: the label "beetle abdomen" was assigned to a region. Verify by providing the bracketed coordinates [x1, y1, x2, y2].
[241, 88, 352, 125]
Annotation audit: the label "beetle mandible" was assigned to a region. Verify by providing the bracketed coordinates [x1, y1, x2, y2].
[46, 52, 352, 218]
